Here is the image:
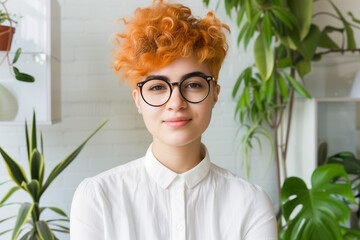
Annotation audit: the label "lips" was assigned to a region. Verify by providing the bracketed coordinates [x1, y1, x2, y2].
[163, 116, 191, 128]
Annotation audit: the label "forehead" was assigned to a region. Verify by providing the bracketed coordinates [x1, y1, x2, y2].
[145, 56, 211, 80]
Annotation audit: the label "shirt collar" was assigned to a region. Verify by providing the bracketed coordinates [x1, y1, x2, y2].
[144, 143, 211, 189]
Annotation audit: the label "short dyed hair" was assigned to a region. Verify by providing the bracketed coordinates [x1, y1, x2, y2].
[111, 0, 230, 88]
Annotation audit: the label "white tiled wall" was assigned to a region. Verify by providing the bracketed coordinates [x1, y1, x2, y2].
[0, 0, 277, 239]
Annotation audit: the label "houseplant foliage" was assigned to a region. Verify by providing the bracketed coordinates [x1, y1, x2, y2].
[280, 163, 360, 240]
[0, 0, 34, 82]
[203, 0, 360, 208]
[0, 112, 107, 240]
[326, 151, 360, 222]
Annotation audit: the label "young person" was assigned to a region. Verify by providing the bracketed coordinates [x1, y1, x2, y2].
[70, 1, 277, 239]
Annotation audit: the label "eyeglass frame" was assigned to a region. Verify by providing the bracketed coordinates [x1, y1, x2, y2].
[136, 71, 216, 107]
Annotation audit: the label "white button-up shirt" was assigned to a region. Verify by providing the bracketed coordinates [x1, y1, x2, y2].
[70, 144, 277, 240]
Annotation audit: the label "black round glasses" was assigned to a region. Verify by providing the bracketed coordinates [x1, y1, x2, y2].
[137, 72, 215, 107]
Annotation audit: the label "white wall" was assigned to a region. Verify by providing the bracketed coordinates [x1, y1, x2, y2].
[0, 0, 277, 239]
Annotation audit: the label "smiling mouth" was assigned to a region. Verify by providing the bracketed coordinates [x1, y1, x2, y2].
[163, 118, 191, 128]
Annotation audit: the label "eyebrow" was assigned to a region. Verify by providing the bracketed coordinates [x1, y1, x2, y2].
[144, 71, 208, 82]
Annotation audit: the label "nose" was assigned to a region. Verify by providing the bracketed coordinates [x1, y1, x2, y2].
[166, 84, 187, 110]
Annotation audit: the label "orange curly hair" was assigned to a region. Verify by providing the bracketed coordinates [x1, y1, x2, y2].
[111, 0, 230, 88]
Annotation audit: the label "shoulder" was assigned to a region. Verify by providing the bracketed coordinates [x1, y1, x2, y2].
[210, 163, 265, 195]
[74, 157, 145, 196]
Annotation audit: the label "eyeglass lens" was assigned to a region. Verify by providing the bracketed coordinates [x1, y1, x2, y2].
[141, 76, 210, 106]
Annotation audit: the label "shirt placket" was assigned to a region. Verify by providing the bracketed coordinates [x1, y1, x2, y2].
[171, 180, 186, 240]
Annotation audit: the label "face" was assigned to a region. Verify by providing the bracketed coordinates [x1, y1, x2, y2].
[132, 55, 220, 148]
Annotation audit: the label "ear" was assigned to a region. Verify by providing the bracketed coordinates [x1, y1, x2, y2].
[132, 88, 141, 109]
[213, 84, 220, 106]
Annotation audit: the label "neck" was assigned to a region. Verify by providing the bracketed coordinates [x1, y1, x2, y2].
[152, 139, 203, 174]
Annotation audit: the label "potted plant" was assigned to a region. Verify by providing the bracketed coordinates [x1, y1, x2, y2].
[203, 0, 360, 209]
[0, 7, 17, 51]
[280, 163, 360, 239]
[0, 111, 107, 239]
[0, 0, 34, 82]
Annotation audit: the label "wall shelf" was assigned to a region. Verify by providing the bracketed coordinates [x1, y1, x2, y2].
[0, 0, 61, 125]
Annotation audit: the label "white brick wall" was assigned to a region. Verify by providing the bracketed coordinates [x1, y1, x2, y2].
[0, 0, 277, 239]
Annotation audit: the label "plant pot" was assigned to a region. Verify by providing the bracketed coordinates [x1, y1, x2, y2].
[0, 83, 18, 121]
[0, 25, 15, 51]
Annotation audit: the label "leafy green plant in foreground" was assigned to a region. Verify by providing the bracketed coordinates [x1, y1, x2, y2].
[327, 151, 360, 223]
[204, 0, 360, 211]
[0, 112, 107, 240]
[280, 163, 360, 240]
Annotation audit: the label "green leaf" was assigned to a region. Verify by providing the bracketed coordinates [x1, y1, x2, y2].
[261, 11, 272, 49]
[236, 6, 246, 27]
[12, 203, 34, 240]
[13, 67, 35, 83]
[348, 12, 360, 24]
[25, 121, 30, 162]
[36, 221, 55, 240]
[260, 80, 267, 100]
[19, 231, 32, 240]
[330, 1, 356, 49]
[31, 111, 37, 153]
[40, 120, 108, 196]
[12, 48, 21, 64]
[237, 22, 249, 47]
[254, 35, 274, 81]
[44, 207, 69, 218]
[277, 73, 289, 101]
[319, 31, 339, 49]
[323, 26, 344, 34]
[22, 180, 40, 202]
[0, 215, 16, 224]
[29, 149, 44, 185]
[295, 60, 311, 78]
[232, 72, 245, 98]
[243, 87, 250, 107]
[0, 186, 20, 205]
[225, 0, 231, 17]
[283, 72, 311, 98]
[40, 131, 44, 156]
[293, 24, 321, 61]
[341, 226, 360, 239]
[245, 0, 252, 21]
[265, 74, 275, 104]
[0, 229, 12, 236]
[287, 0, 313, 40]
[0, 148, 28, 187]
[253, 89, 263, 112]
[244, 11, 261, 49]
[276, 58, 292, 68]
[271, 6, 297, 30]
[327, 152, 360, 176]
[281, 164, 354, 239]
[48, 223, 69, 232]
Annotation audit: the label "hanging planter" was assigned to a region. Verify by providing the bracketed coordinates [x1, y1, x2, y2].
[0, 25, 15, 51]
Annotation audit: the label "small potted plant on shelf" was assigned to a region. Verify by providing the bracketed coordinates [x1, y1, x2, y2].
[0, 6, 18, 51]
[0, 0, 34, 82]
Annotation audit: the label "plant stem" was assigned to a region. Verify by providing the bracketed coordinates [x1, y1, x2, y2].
[312, 12, 360, 30]
[273, 125, 281, 211]
[317, 48, 360, 56]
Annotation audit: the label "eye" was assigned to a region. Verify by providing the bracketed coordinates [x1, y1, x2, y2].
[144, 80, 169, 92]
[185, 82, 203, 89]
[149, 85, 167, 91]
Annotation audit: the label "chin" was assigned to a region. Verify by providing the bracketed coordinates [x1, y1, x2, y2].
[158, 134, 201, 147]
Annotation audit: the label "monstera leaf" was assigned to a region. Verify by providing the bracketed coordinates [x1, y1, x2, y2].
[281, 164, 358, 240]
